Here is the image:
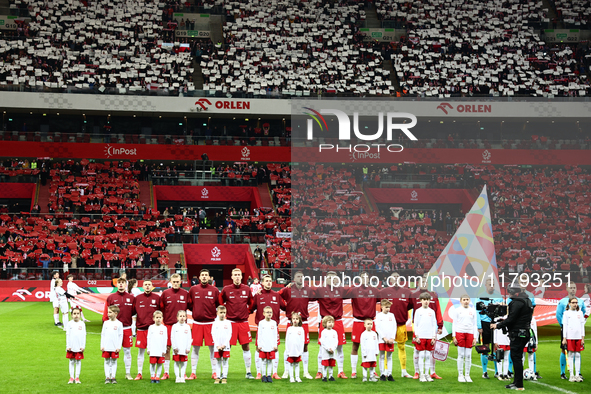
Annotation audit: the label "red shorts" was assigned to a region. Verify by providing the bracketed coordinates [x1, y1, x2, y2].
[288, 322, 310, 345]
[498, 344, 511, 351]
[259, 351, 276, 360]
[192, 322, 214, 347]
[135, 330, 148, 349]
[287, 356, 302, 364]
[165, 325, 173, 347]
[173, 355, 188, 362]
[351, 321, 375, 343]
[230, 321, 252, 346]
[150, 356, 165, 364]
[414, 338, 435, 352]
[456, 332, 475, 348]
[567, 339, 584, 352]
[318, 319, 346, 345]
[379, 343, 395, 352]
[215, 351, 230, 359]
[102, 351, 120, 359]
[361, 361, 377, 368]
[66, 351, 84, 360]
[321, 359, 336, 367]
[123, 328, 133, 348]
[524, 346, 537, 353]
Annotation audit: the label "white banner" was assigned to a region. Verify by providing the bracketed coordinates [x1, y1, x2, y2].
[1, 93, 591, 118]
[276, 232, 292, 238]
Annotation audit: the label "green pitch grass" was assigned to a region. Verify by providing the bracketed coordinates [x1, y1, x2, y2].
[1, 303, 588, 394]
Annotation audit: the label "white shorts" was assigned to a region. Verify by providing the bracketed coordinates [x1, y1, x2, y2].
[52, 300, 59, 308]
[59, 302, 69, 314]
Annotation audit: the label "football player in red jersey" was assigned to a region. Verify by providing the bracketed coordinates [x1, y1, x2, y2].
[219, 268, 255, 379]
[343, 272, 380, 379]
[251, 275, 286, 379]
[159, 273, 190, 379]
[133, 280, 160, 380]
[102, 277, 135, 380]
[279, 270, 314, 379]
[187, 269, 220, 379]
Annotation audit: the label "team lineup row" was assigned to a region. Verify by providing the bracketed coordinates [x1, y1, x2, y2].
[56, 269, 587, 386]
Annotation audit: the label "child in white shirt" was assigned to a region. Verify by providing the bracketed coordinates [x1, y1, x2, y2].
[319, 315, 338, 381]
[66, 274, 90, 322]
[360, 318, 380, 382]
[101, 305, 123, 384]
[374, 299, 397, 380]
[413, 292, 437, 382]
[285, 312, 305, 383]
[562, 297, 585, 382]
[452, 295, 479, 383]
[66, 307, 86, 384]
[257, 306, 278, 383]
[147, 311, 167, 383]
[171, 310, 192, 383]
[55, 278, 75, 331]
[212, 305, 232, 384]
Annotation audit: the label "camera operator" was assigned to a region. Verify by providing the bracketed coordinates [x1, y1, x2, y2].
[477, 278, 503, 378]
[491, 287, 534, 391]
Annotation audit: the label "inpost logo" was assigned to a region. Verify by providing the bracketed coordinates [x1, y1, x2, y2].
[304, 108, 417, 155]
[104, 144, 137, 158]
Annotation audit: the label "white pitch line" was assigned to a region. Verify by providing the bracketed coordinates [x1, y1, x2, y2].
[404, 344, 579, 394]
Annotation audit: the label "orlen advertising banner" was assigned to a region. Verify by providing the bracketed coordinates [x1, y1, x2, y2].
[0, 141, 289, 162]
[0, 280, 173, 302]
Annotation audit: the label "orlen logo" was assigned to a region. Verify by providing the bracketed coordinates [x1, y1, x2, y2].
[437, 103, 453, 115]
[437, 103, 492, 115]
[195, 98, 212, 111]
[305, 108, 416, 154]
[482, 150, 492, 163]
[211, 246, 221, 261]
[12, 289, 32, 301]
[201, 188, 209, 199]
[241, 147, 251, 161]
[410, 190, 418, 201]
[195, 99, 251, 111]
[104, 144, 137, 158]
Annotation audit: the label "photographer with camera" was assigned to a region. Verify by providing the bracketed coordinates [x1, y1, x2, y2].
[490, 287, 534, 391]
[476, 278, 504, 379]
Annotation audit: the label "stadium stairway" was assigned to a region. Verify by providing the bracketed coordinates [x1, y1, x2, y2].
[138, 181, 152, 208]
[364, 3, 382, 28]
[384, 59, 402, 93]
[541, 0, 562, 29]
[198, 229, 218, 244]
[258, 184, 275, 212]
[193, 59, 204, 90]
[37, 183, 51, 213]
[359, 185, 375, 213]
